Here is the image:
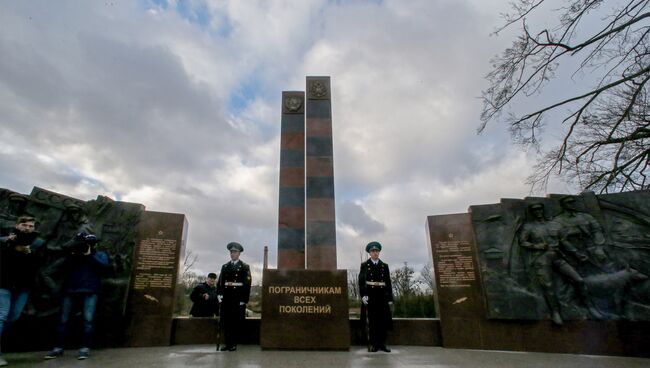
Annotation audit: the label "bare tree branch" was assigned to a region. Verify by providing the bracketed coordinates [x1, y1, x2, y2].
[482, 0, 650, 193]
[182, 249, 199, 276]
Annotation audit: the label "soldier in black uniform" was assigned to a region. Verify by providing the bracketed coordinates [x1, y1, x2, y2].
[216, 242, 251, 351]
[358, 241, 393, 352]
[189, 273, 219, 317]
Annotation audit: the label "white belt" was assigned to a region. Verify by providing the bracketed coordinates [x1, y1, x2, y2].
[225, 282, 243, 286]
[366, 281, 386, 287]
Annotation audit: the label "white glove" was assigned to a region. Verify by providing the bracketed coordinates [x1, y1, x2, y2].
[388, 301, 393, 305]
[362, 296, 368, 305]
[217, 295, 223, 303]
[239, 302, 245, 306]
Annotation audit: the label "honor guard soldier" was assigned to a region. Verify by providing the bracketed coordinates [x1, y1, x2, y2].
[358, 241, 393, 352]
[216, 242, 251, 351]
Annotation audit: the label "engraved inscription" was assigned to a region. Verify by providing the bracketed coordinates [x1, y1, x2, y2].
[136, 238, 177, 270]
[133, 273, 173, 290]
[436, 240, 476, 288]
[268, 285, 342, 314]
[133, 237, 177, 289]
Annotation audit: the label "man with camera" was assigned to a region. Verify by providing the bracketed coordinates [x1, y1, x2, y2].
[0, 216, 43, 367]
[190, 273, 219, 317]
[44, 232, 109, 361]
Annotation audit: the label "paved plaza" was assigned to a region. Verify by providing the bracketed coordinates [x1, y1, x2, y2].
[2, 345, 649, 367]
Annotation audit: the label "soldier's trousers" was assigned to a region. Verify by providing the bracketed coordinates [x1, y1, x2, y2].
[367, 301, 391, 347]
[221, 302, 246, 347]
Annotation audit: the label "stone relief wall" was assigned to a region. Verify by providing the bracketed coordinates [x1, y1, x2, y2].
[470, 190, 650, 323]
[0, 186, 144, 346]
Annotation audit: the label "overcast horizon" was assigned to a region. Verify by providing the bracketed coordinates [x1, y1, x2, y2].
[0, 0, 589, 281]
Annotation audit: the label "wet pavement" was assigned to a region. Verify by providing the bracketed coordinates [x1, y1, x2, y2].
[2, 345, 649, 367]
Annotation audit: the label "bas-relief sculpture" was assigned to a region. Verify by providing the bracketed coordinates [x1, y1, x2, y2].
[471, 190, 650, 323]
[0, 186, 143, 344]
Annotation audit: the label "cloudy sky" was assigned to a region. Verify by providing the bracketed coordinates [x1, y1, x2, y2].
[0, 0, 583, 280]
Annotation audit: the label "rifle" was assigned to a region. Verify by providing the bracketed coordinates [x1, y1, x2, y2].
[364, 301, 371, 352]
[215, 301, 222, 351]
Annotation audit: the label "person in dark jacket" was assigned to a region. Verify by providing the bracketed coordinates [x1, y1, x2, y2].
[190, 273, 219, 317]
[216, 242, 251, 351]
[359, 241, 394, 352]
[44, 232, 109, 361]
[0, 216, 43, 367]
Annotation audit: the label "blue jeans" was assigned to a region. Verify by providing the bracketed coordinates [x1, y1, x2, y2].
[0, 288, 30, 352]
[55, 293, 98, 349]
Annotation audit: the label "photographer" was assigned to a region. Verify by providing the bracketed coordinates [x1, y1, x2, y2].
[0, 216, 43, 367]
[44, 232, 109, 361]
[190, 273, 219, 317]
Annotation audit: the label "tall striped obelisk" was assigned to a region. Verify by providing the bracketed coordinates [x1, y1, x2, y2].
[305, 76, 336, 270]
[264, 78, 348, 350]
[277, 91, 306, 269]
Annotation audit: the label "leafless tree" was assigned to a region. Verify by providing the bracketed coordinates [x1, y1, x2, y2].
[418, 264, 436, 295]
[481, 0, 650, 193]
[391, 262, 420, 298]
[181, 249, 199, 277]
[175, 250, 201, 315]
[348, 269, 360, 300]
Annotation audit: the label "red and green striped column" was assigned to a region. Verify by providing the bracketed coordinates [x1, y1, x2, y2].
[277, 91, 306, 269]
[305, 76, 337, 270]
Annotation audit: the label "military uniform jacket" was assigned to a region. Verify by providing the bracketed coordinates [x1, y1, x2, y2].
[359, 258, 393, 330]
[217, 260, 251, 304]
[359, 259, 394, 302]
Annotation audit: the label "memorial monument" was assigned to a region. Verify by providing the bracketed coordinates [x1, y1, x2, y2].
[427, 190, 650, 356]
[0, 186, 187, 350]
[261, 76, 350, 350]
[277, 91, 306, 269]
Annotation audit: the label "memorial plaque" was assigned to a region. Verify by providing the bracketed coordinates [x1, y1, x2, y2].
[426, 213, 483, 349]
[126, 211, 187, 346]
[437, 239, 476, 288]
[260, 269, 350, 350]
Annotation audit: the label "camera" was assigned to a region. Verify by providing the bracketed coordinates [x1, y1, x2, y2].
[70, 232, 98, 254]
[9, 230, 37, 246]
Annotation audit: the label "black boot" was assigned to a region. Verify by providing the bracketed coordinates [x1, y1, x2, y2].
[379, 345, 391, 352]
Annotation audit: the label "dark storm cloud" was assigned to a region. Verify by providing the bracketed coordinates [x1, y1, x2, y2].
[0, 0, 569, 277]
[338, 201, 387, 236]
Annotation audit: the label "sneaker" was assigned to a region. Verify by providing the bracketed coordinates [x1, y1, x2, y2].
[0, 355, 7, 367]
[77, 348, 90, 360]
[44, 348, 64, 359]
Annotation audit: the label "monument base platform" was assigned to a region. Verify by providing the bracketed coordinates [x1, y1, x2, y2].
[260, 269, 350, 350]
[171, 317, 441, 347]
